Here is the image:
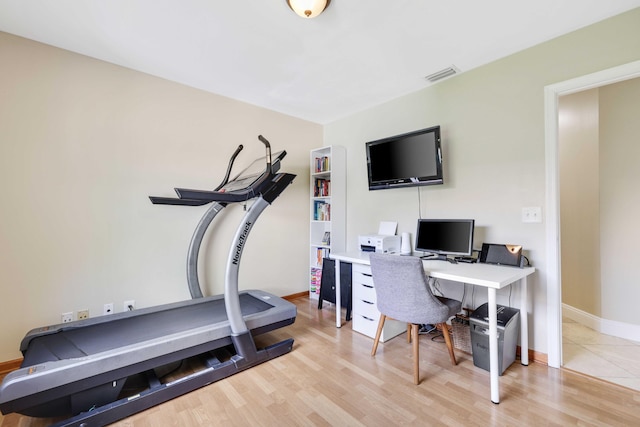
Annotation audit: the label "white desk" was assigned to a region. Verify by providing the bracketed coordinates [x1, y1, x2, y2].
[330, 251, 535, 404]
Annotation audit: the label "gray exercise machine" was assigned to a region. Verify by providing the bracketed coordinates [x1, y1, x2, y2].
[0, 136, 297, 426]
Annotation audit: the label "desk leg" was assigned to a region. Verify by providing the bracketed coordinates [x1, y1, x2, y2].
[335, 260, 342, 328]
[520, 276, 529, 366]
[488, 288, 500, 404]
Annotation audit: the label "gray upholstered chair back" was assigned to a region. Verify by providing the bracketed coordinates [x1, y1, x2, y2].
[369, 253, 450, 325]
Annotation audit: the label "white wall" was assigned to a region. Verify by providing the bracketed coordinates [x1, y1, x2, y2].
[0, 32, 320, 361]
[324, 8, 640, 355]
[559, 89, 601, 316]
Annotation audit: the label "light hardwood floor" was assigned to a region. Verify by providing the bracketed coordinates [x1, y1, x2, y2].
[2, 297, 640, 426]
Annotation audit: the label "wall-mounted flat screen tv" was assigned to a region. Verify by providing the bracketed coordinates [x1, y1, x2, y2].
[365, 126, 443, 191]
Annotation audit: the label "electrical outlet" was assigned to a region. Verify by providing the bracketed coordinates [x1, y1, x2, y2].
[103, 303, 114, 315]
[124, 300, 135, 312]
[77, 309, 89, 320]
[61, 312, 73, 323]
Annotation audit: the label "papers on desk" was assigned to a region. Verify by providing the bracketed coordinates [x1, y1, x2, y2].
[378, 221, 397, 236]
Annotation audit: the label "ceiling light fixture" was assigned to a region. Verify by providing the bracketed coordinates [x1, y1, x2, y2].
[287, 0, 331, 19]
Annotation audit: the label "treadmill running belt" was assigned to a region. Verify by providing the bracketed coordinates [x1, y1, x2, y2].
[21, 294, 272, 367]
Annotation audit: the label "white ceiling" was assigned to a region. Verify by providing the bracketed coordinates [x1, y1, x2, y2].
[1, 1, 639, 124]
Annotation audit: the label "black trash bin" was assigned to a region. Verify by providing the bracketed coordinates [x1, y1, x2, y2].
[469, 303, 520, 375]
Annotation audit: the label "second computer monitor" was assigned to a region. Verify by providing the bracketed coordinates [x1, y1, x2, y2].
[415, 219, 475, 258]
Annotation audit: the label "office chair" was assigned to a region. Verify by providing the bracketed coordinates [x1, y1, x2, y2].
[369, 253, 461, 385]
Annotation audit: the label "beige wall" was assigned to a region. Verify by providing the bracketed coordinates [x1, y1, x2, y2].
[559, 89, 601, 316]
[0, 32, 320, 361]
[599, 78, 640, 325]
[325, 8, 640, 353]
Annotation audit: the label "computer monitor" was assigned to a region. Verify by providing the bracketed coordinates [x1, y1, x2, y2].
[415, 219, 475, 259]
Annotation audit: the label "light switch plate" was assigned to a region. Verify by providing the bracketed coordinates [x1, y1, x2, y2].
[522, 207, 542, 223]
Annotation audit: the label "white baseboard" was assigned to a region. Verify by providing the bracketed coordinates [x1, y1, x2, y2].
[562, 304, 640, 343]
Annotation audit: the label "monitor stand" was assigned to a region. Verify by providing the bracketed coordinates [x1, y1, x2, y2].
[420, 253, 448, 261]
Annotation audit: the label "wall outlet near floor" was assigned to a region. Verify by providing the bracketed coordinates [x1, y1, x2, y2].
[124, 300, 135, 312]
[61, 312, 73, 323]
[77, 309, 89, 320]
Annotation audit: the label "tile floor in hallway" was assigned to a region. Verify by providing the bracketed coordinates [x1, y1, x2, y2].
[563, 317, 640, 392]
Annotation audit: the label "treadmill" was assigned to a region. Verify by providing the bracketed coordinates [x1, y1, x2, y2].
[0, 136, 297, 426]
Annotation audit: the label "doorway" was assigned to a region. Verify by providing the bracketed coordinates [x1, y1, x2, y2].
[544, 60, 640, 369]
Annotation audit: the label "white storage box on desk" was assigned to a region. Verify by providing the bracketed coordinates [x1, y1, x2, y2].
[351, 263, 405, 342]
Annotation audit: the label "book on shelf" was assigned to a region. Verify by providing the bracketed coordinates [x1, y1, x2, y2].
[315, 247, 330, 267]
[313, 200, 331, 221]
[314, 156, 331, 173]
[310, 267, 322, 295]
[314, 178, 331, 197]
[321, 231, 331, 245]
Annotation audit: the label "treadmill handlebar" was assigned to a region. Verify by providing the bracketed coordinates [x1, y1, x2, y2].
[258, 135, 272, 175]
[214, 144, 244, 192]
[257, 135, 270, 147]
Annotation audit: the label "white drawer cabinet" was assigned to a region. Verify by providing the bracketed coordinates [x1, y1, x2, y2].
[351, 263, 406, 342]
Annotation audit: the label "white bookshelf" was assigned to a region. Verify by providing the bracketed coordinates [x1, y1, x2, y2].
[309, 146, 345, 299]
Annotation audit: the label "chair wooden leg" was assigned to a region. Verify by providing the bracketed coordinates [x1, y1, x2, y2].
[371, 314, 386, 356]
[406, 323, 412, 343]
[439, 322, 457, 366]
[412, 323, 420, 385]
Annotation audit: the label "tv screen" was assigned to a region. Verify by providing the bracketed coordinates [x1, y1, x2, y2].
[366, 126, 443, 190]
[415, 219, 475, 258]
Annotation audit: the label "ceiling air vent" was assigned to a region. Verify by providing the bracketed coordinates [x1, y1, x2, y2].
[425, 66, 459, 83]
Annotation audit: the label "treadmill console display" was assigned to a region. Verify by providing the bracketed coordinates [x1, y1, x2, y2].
[221, 150, 285, 192]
